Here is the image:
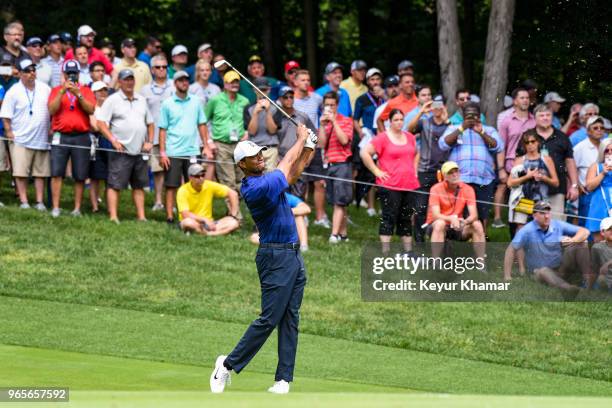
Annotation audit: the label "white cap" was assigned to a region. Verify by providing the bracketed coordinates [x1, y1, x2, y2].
[91, 81, 108, 92]
[586, 115, 604, 128]
[171, 45, 188, 56]
[601, 217, 612, 231]
[503, 95, 513, 108]
[544, 92, 566, 103]
[366, 68, 382, 79]
[77, 25, 96, 37]
[233, 140, 268, 163]
[198, 43, 212, 54]
[470, 94, 480, 103]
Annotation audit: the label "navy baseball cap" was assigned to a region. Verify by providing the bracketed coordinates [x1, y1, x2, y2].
[253, 77, 271, 89]
[62, 59, 79, 73]
[118, 69, 135, 80]
[278, 86, 294, 98]
[384, 75, 399, 87]
[397, 60, 414, 71]
[26, 37, 43, 47]
[48, 34, 61, 43]
[60, 32, 73, 43]
[325, 62, 343, 75]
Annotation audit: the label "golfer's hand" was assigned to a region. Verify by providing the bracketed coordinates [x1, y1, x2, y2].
[296, 124, 309, 141]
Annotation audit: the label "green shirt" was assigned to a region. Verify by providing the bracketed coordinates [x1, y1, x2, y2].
[238, 76, 279, 104]
[205, 92, 249, 143]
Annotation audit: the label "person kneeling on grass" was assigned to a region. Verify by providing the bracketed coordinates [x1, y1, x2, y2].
[177, 163, 240, 235]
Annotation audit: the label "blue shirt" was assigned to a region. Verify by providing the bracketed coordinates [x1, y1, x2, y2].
[354, 91, 384, 133]
[552, 114, 562, 130]
[0, 85, 4, 134]
[512, 219, 582, 271]
[137, 51, 151, 66]
[285, 192, 303, 208]
[158, 93, 207, 157]
[315, 84, 352, 117]
[242, 170, 298, 244]
[570, 127, 587, 146]
[449, 110, 487, 126]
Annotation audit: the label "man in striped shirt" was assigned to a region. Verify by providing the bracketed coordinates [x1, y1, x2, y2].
[43, 35, 65, 88]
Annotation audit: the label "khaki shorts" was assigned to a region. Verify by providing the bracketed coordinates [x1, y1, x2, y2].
[0, 140, 9, 171]
[150, 145, 164, 173]
[9, 143, 51, 177]
[262, 146, 279, 172]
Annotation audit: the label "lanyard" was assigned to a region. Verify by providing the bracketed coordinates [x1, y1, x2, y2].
[24, 85, 35, 116]
[151, 82, 170, 96]
[365, 92, 383, 107]
[66, 91, 77, 111]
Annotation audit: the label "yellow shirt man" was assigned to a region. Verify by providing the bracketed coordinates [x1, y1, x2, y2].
[113, 58, 152, 92]
[176, 179, 229, 221]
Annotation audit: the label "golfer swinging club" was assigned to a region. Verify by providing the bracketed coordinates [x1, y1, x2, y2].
[210, 124, 316, 394]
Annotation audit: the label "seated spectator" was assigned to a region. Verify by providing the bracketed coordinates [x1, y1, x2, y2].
[504, 200, 592, 294]
[584, 137, 612, 241]
[591, 217, 612, 291]
[250, 192, 311, 251]
[177, 163, 240, 236]
[424, 161, 485, 259]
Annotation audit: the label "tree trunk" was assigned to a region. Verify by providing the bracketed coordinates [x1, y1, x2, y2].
[480, 0, 516, 125]
[261, 0, 282, 78]
[436, 0, 465, 114]
[304, 0, 318, 86]
[462, 0, 475, 89]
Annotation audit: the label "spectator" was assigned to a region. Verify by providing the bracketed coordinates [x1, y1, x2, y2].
[361, 108, 419, 253]
[1, 21, 30, 76]
[205, 70, 249, 192]
[74, 45, 91, 84]
[100, 42, 121, 66]
[406, 94, 450, 242]
[96, 69, 154, 223]
[1, 52, 18, 90]
[88, 81, 112, 213]
[543, 91, 566, 129]
[376, 73, 417, 132]
[397, 60, 414, 77]
[591, 217, 612, 291]
[373, 75, 400, 131]
[59, 32, 73, 55]
[243, 77, 278, 171]
[65, 25, 113, 75]
[186, 43, 222, 86]
[43, 34, 65, 88]
[494, 87, 536, 228]
[0, 59, 51, 210]
[25, 37, 52, 86]
[88, 61, 111, 87]
[584, 137, 612, 241]
[270, 60, 301, 101]
[449, 89, 486, 125]
[177, 163, 240, 236]
[561, 103, 582, 136]
[340, 60, 368, 112]
[137, 36, 161, 66]
[574, 116, 607, 227]
[402, 84, 432, 132]
[293, 69, 321, 129]
[570, 103, 601, 146]
[239, 55, 279, 104]
[168, 45, 189, 79]
[159, 71, 212, 224]
[507, 130, 559, 231]
[521, 79, 539, 111]
[0, 79, 7, 205]
[47, 59, 96, 217]
[188, 60, 221, 106]
[315, 62, 351, 117]
[424, 161, 485, 259]
[318, 91, 353, 243]
[503, 200, 591, 293]
[111, 38, 152, 92]
[140, 54, 175, 211]
[212, 54, 228, 87]
[440, 102, 503, 226]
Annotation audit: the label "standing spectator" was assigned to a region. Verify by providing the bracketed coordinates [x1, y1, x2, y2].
[168, 45, 189, 80]
[376, 73, 417, 132]
[25, 37, 52, 86]
[1, 21, 30, 73]
[88, 61, 111, 87]
[318, 91, 353, 243]
[449, 89, 486, 125]
[205, 70, 249, 192]
[574, 116, 606, 227]
[1, 50, 18, 90]
[65, 25, 113, 75]
[186, 43, 221, 86]
[100, 42, 121, 66]
[293, 69, 321, 129]
[59, 32, 73, 55]
[88, 81, 111, 213]
[340, 60, 368, 112]
[440, 102, 503, 227]
[43, 34, 65, 88]
[361, 109, 420, 253]
[402, 84, 432, 131]
[521, 79, 539, 111]
[270, 60, 301, 101]
[140, 54, 175, 211]
[188, 60, 221, 106]
[274, 86, 317, 160]
[584, 137, 612, 241]
[397, 60, 414, 77]
[158, 71, 212, 224]
[562, 103, 583, 136]
[373, 75, 400, 131]
[96, 69, 154, 223]
[47, 59, 96, 217]
[493, 87, 536, 228]
[212, 54, 228, 87]
[238, 55, 279, 104]
[544, 92, 566, 130]
[0, 59, 51, 210]
[406, 94, 450, 242]
[0, 79, 7, 205]
[591, 217, 612, 291]
[570, 103, 601, 146]
[137, 36, 161, 66]
[74, 45, 91, 84]
[315, 62, 351, 117]
[243, 77, 278, 171]
[111, 38, 151, 92]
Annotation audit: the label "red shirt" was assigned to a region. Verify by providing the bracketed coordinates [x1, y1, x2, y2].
[425, 181, 476, 225]
[371, 131, 419, 191]
[48, 86, 96, 133]
[324, 114, 353, 163]
[380, 92, 418, 121]
[65, 47, 113, 74]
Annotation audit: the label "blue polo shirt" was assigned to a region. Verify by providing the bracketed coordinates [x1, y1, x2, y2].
[315, 84, 352, 117]
[158, 93, 207, 157]
[511, 219, 582, 271]
[242, 170, 298, 244]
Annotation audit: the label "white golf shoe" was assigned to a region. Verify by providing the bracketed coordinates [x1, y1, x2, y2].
[267, 380, 290, 394]
[210, 355, 231, 393]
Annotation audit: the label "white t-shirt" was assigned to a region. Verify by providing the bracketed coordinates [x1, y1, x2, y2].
[0, 80, 51, 150]
[373, 102, 389, 131]
[188, 82, 221, 107]
[35, 61, 53, 88]
[573, 138, 600, 186]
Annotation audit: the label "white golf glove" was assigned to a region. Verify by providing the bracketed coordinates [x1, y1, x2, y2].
[304, 129, 318, 150]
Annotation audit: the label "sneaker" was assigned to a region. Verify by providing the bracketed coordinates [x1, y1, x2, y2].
[71, 209, 82, 217]
[151, 202, 165, 212]
[329, 234, 340, 244]
[314, 217, 331, 229]
[0, 201, 4, 207]
[339, 235, 349, 242]
[267, 380, 290, 394]
[110, 218, 121, 225]
[166, 218, 175, 225]
[492, 218, 506, 229]
[359, 198, 368, 208]
[210, 355, 231, 393]
[366, 208, 377, 217]
[51, 208, 61, 218]
[35, 202, 47, 212]
[19, 202, 30, 209]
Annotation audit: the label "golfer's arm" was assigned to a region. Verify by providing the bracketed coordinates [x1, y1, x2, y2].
[288, 148, 314, 185]
[277, 139, 305, 182]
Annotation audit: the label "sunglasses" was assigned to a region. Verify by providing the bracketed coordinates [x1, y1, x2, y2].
[591, 126, 604, 131]
[153, 65, 168, 69]
[192, 173, 206, 179]
[605, 148, 612, 153]
[23, 68, 36, 73]
[524, 139, 538, 145]
[281, 95, 294, 99]
[458, 97, 471, 102]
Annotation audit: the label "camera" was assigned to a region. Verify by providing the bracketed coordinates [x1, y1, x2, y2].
[68, 73, 79, 83]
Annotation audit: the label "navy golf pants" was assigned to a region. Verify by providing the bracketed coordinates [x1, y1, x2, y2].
[225, 245, 307, 382]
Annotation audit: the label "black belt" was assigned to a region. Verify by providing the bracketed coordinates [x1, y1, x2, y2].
[259, 242, 300, 250]
[328, 161, 350, 167]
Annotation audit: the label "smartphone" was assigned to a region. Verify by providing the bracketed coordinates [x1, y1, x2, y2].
[605, 156, 612, 167]
[432, 101, 444, 109]
[0, 66, 12, 76]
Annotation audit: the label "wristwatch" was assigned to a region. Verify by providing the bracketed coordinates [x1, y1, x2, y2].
[571, 183, 578, 189]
